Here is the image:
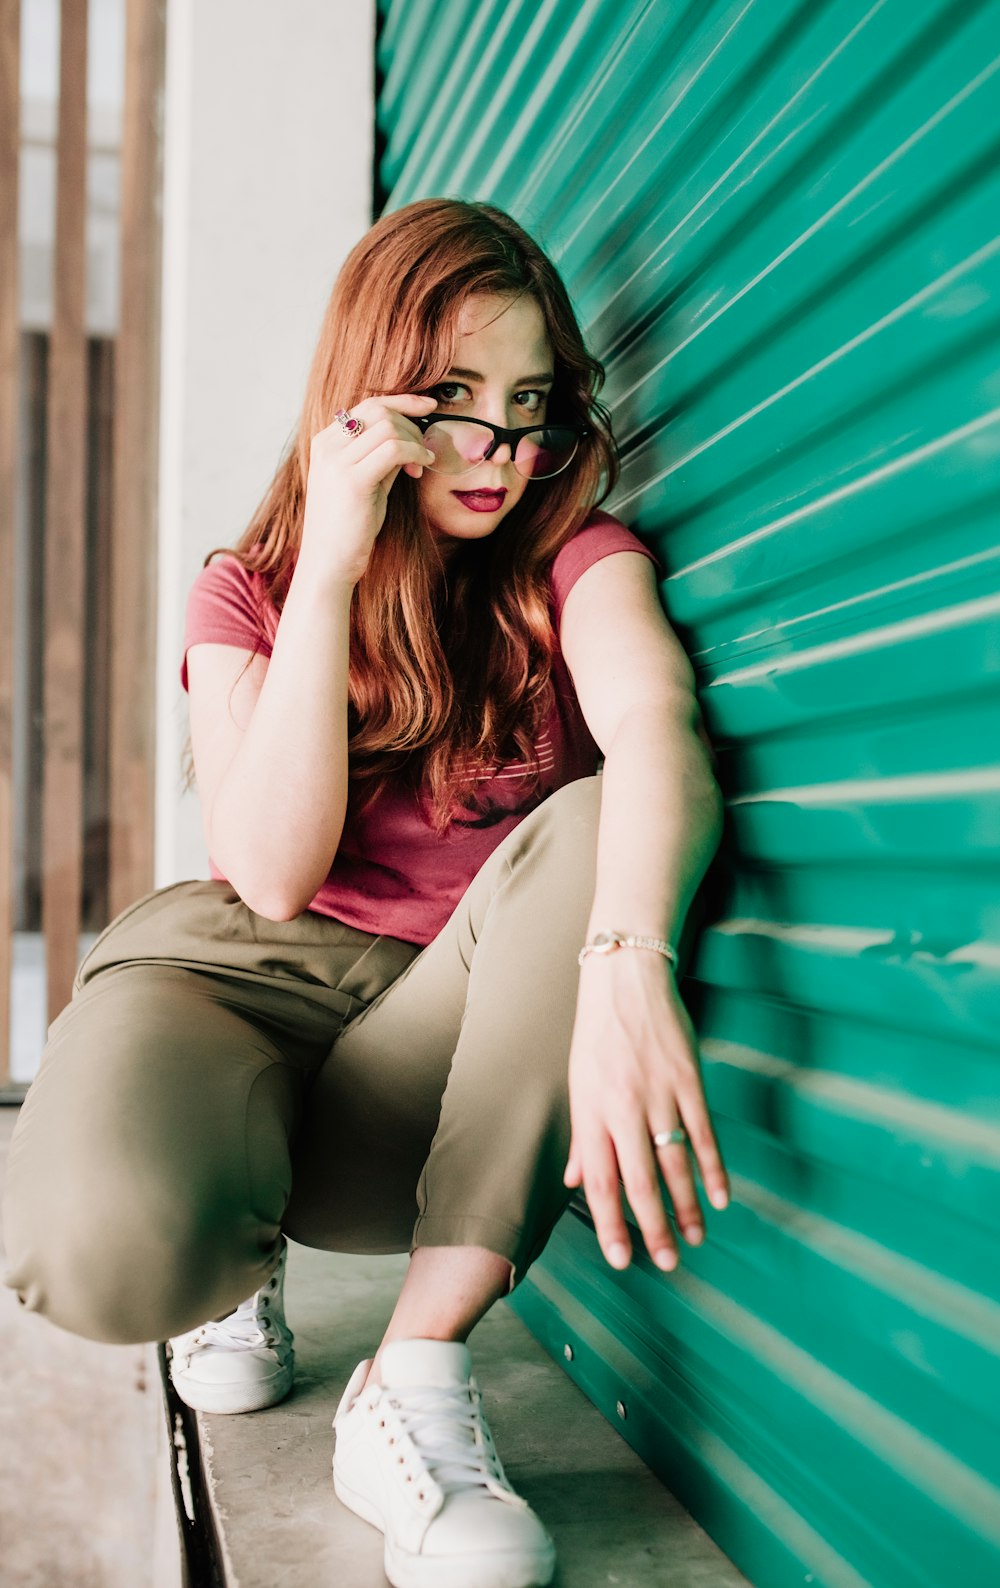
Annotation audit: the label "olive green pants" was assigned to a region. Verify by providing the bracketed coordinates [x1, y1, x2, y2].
[2, 775, 604, 1345]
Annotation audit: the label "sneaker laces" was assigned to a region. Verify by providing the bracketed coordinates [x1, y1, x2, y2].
[386, 1383, 507, 1496]
[183, 1272, 281, 1352]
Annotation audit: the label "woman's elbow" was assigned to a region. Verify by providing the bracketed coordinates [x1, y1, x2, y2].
[215, 865, 314, 922]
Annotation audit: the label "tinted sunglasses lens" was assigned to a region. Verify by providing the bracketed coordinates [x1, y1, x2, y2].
[421, 421, 581, 478]
[513, 427, 580, 479]
[422, 421, 493, 474]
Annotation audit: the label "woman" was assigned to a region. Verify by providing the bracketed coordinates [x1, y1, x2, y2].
[3, 198, 728, 1588]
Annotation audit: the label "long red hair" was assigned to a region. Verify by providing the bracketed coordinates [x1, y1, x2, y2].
[183, 198, 620, 833]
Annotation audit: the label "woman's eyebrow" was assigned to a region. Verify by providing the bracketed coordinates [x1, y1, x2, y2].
[446, 366, 555, 384]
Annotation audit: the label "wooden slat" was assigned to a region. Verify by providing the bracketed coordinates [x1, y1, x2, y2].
[83, 336, 114, 931]
[108, 0, 163, 918]
[23, 335, 47, 935]
[42, 0, 88, 1023]
[0, 0, 21, 1083]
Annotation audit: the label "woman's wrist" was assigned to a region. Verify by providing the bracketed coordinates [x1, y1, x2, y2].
[577, 942, 681, 986]
[579, 927, 678, 967]
[290, 550, 359, 604]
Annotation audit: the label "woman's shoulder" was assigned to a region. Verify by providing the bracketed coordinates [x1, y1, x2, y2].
[186, 546, 276, 619]
[181, 547, 277, 692]
[188, 545, 267, 597]
[549, 509, 662, 626]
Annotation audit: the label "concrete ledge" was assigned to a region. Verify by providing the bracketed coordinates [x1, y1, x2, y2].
[0, 1110, 182, 1588]
[189, 1241, 751, 1586]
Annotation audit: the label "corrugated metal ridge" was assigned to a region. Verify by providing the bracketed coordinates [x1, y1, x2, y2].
[525, 1227, 1000, 1586]
[570, 5, 999, 342]
[704, 1035, 1000, 1163]
[592, 1249, 1000, 1538]
[701, 593, 999, 743]
[697, 918, 994, 1042]
[376, 0, 1000, 1579]
[598, 53, 1000, 375]
[707, 591, 1000, 674]
[626, 233, 1000, 467]
[668, 404, 1000, 569]
[694, 544, 1000, 668]
[729, 767, 1000, 803]
[707, 1048, 996, 1244]
[518, 1254, 880, 1588]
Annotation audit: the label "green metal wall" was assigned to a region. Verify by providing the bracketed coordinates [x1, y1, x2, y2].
[375, 3, 1000, 1584]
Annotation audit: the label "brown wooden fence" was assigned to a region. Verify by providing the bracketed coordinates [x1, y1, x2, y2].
[0, 0, 163, 1090]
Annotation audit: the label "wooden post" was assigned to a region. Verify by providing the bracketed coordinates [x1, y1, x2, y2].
[108, 0, 163, 920]
[0, 0, 20, 1084]
[42, 0, 89, 1024]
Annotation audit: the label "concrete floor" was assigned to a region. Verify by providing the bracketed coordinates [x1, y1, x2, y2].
[2, 1100, 750, 1587]
[0, 1108, 182, 1588]
[198, 1240, 751, 1588]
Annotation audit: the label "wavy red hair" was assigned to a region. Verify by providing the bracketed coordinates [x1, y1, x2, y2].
[183, 198, 620, 832]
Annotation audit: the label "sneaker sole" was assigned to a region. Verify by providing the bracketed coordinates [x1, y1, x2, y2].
[333, 1466, 556, 1588]
[170, 1360, 294, 1415]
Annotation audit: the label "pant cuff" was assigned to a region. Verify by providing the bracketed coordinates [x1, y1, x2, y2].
[410, 1213, 526, 1293]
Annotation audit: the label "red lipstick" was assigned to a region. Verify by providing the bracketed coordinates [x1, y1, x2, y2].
[452, 489, 507, 513]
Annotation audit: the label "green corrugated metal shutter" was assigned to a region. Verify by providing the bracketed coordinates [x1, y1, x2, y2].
[375, 3, 1000, 1584]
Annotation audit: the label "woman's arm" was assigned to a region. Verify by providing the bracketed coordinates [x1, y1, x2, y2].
[558, 551, 731, 1271]
[191, 565, 355, 921]
[583, 695, 722, 951]
[188, 394, 437, 921]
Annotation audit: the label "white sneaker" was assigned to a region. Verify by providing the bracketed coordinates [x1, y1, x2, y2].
[332, 1339, 556, 1588]
[167, 1240, 294, 1414]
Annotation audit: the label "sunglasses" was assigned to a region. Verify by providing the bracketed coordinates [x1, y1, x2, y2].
[413, 414, 590, 481]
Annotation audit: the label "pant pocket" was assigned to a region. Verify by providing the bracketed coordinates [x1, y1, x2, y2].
[72, 881, 196, 993]
[332, 933, 423, 1007]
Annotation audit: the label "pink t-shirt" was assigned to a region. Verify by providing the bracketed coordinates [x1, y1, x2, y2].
[180, 509, 661, 945]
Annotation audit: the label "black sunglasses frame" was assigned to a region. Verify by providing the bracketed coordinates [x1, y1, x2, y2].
[412, 413, 590, 478]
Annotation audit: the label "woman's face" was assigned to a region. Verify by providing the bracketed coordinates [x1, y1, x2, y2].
[411, 293, 556, 561]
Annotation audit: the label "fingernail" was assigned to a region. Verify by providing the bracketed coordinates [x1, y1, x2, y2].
[685, 1225, 703, 1245]
[608, 1242, 630, 1268]
[710, 1189, 729, 1209]
[654, 1249, 677, 1271]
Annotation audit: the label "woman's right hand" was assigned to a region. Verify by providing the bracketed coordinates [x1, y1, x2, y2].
[298, 392, 439, 588]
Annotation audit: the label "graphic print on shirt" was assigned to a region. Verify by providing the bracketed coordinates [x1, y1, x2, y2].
[448, 727, 557, 829]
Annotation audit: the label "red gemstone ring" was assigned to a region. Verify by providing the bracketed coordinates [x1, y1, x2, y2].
[334, 407, 365, 439]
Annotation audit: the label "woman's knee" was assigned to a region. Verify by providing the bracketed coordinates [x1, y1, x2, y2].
[3, 1141, 276, 1344]
[504, 773, 603, 878]
[499, 773, 603, 919]
[538, 771, 603, 835]
[2, 968, 298, 1341]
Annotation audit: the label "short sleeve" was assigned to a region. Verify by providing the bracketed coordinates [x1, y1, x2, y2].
[549, 509, 663, 629]
[180, 554, 276, 693]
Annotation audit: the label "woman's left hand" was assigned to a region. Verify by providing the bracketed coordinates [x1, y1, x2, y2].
[563, 950, 730, 1272]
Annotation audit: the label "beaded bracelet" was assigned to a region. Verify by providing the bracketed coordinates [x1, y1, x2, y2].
[578, 930, 678, 969]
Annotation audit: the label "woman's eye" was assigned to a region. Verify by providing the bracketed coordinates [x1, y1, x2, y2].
[429, 384, 546, 409]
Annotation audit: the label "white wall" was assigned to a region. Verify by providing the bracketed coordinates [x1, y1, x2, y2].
[155, 0, 376, 886]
